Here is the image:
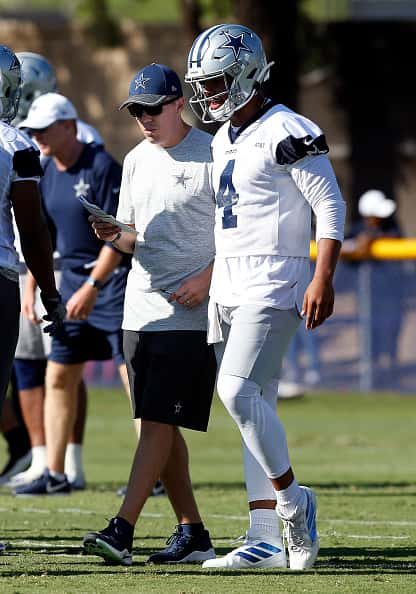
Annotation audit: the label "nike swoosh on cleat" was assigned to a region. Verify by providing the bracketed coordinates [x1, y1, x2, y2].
[46, 482, 67, 494]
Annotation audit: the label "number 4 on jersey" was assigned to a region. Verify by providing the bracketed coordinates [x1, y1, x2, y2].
[216, 159, 239, 229]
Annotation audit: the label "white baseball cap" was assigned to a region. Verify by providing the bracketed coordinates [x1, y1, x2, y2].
[18, 92, 77, 130]
[358, 189, 396, 219]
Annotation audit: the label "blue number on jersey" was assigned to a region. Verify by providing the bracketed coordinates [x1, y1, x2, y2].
[216, 159, 238, 229]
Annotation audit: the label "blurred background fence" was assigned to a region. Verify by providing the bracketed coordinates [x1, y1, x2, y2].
[84, 240, 416, 393]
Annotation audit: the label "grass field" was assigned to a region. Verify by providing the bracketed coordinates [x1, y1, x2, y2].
[1, 388, 415, 593]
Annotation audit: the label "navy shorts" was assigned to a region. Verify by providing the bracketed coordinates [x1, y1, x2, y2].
[123, 330, 217, 432]
[14, 359, 47, 390]
[50, 320, 124, 366]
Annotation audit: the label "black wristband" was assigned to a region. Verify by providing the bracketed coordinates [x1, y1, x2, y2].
[111, 231, 122, 244]
[86, 276, 103, 290]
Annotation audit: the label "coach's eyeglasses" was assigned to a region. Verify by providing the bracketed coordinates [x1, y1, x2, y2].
[28, 121, 58, 135]
[127, 97, 178, 119]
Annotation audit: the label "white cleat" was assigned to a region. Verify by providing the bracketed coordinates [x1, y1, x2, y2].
[202, 537, 286, 570]
[282, 486, 319, 570]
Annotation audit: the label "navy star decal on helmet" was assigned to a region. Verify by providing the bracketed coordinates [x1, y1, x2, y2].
[185, 23, 274, 123]
[14, 52, 57, 125]
[0, 45, 22, 123]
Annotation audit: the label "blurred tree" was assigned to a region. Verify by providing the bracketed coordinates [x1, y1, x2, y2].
[76, 0, 122, 46]
[328, 21, 416, 220]
[180, 0, 202, 45]
[232, 0, 300, 108]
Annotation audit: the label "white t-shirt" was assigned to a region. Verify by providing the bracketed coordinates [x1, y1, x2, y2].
[117, 127, 215, 331]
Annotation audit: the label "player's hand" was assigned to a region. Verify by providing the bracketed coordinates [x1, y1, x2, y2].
[40, 292, 67, 337]
[89, 215, 121, 242]
[302, 277, 335, 330]
[168, 268, 212, 309]
[66, 284, 98, 321]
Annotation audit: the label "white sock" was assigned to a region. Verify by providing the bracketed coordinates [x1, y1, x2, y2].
[64, 443, 84, 482]
[275, 479, 305, 520]
[247, 508, 280, 541]
[30, 446, 47, 474]
[49, 469, 66, 481]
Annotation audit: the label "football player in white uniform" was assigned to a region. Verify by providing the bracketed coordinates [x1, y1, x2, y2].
[0, 44, 65, 550]
[186, 24, 346, 570]
[3, 52, 104, 489]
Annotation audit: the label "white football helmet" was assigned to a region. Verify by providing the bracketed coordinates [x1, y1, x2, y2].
[0, 45, 22, 123]
[185, 23, 273, 123]
[14, 52, 57, 124]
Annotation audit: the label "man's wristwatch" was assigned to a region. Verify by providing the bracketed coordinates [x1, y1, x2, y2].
[86, 276, 103, 291]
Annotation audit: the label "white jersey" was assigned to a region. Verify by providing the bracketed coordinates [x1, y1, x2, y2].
[209, 102, 345, 312]
[0, 122, 42, 278]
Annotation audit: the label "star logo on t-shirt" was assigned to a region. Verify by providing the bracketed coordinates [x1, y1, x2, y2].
[173, 171, 191, 189]
[218, 32, 252, 60]
[174, 402, 183, 414]
[135, 73, 151, 90]
[74, 177, 90, 199]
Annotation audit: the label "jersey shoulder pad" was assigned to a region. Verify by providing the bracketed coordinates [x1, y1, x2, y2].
[273, 108, 329, 166]
[13, 146, 43, 178]
[0, 124, 43, 178]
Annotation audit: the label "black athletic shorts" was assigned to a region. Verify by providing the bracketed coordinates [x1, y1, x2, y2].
[123, 330, 217, 432]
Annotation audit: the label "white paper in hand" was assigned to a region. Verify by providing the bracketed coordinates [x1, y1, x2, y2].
[78, 197, 138, 235]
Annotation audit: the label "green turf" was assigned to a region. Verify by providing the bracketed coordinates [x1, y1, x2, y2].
[1, 388, 415, 592]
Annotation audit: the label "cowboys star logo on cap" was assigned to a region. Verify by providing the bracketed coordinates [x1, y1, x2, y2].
[135, 72, 151, 90]
[218, 31, 252, 60]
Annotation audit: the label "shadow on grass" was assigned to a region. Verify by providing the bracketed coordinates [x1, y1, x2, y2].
[190, 481, 416, 493]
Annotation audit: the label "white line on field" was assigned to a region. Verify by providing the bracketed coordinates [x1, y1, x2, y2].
[2, 506, 415, 527]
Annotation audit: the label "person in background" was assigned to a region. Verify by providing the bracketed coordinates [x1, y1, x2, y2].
[185, 23, 345, 570]
[342, 189, 403, 376]
[0, 43, 65, 551]
[12, 92, 129, 497]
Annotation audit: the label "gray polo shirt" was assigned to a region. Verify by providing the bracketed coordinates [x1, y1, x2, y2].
[117, 126, 215, 331]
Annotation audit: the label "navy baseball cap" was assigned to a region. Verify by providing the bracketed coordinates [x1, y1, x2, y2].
[119, 63, 183, 110]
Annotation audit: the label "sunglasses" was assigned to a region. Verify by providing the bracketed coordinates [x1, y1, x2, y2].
[127, 97, 178, 119]
[28, 121, 58, 135]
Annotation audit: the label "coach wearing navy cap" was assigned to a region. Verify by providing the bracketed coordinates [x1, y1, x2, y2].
[83, 64, 217, 566]
[119, 63, 183, 108]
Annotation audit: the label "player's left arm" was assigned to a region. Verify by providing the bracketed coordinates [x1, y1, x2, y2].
[290, 153, 346, 329]
[302, 238, 341, 329]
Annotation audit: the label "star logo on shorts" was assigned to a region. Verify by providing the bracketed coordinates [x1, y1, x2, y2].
[174, 402, 183, 414]
[74, 177, 90, 199]
[173, 171, 191, 189]
[135, 73, 151, 90]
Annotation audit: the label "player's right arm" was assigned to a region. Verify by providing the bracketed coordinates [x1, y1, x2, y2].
[10, 179, 57, 300]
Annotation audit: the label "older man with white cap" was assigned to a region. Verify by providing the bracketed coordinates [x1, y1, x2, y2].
[14, 92, 131, 496]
